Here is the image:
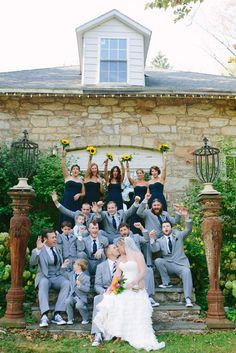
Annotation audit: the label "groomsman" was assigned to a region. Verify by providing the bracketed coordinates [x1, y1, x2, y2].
[96, 196, 141, 244]
[91, 244, 120, 346]
[149, 209, 194, 307]
[30, 229, 70, 327]
[78, 221, 109, 275]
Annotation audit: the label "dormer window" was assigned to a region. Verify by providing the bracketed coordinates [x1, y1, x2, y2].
[100, 38, 127, 83]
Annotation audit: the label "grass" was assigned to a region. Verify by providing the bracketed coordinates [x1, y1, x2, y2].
[0, 330, 236, 353]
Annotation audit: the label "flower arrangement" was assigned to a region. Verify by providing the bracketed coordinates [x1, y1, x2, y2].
[86, 146, 97, 155]
[60, 138, 70, 150]
[121, 154, 132, 162]
[158, 144, 170, 153]
[106, 153, 114, 161]
[111, 274, 126, 295]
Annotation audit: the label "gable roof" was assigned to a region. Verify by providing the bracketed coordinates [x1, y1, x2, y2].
[75, 9, 152, 70]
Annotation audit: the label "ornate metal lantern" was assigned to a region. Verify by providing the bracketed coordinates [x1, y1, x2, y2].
[193, 137, 220, 194]
[10, 130, 39, 190]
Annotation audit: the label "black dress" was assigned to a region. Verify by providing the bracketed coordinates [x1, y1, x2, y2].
[60, 180, 83, 226]
[84, 181, 101, 205]
[148, 182, 167, 211]
[130, 185, 147, 234]
[106, 183, 123, 210]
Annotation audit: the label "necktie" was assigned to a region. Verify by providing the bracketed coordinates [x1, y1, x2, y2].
[112, 215, 117, 229]
[112, 261, 117, 276]
[157, 215, 163, 226]
[66, 235, 69, 241]
[168, 237, 172, 253]
[50, 247, 58, 266]
[92, 239, 97, 254]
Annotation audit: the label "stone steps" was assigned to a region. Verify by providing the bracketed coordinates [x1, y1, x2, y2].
[154, 286, 196, 303]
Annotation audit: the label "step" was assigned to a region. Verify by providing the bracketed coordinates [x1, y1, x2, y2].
[152, 304, 201, 323]
[154, 286, 196, 303]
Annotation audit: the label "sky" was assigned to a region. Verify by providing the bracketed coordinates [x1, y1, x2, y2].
[0, 0, 235, 75]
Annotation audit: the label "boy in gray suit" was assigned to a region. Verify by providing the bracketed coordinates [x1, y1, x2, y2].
[62, 258, 90, 325]
[149, 209, 193, 307]
[57, 221, 78, 268]
[30, 229, 70, 327]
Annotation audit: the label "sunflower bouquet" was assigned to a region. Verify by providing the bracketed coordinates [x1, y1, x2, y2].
[60, 138, 70, 150]
[111, 274, 126, 295]
[106, 153, 114, 161]
[86, 146, 97, 155]
[121, 154, 132, 162]
[158, 144, 170, 153]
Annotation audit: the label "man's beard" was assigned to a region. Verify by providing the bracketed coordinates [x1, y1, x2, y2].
[151, 208, 162, 216]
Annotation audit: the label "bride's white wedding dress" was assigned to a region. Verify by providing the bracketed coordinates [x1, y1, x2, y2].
[93, 260, 165, 351]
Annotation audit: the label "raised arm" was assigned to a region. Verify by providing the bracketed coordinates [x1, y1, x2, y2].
[104, 159, 109, 185]
[120, 159, 125, 183]
[126, 161, 135, 186]
[85, 154, 93, 179]
[61, 150, 69, 180]
[160, 152, 167, 184]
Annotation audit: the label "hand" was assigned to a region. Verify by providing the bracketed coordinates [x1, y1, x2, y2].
[106, 286, 112, 294]
[144, 193, 151, 201]
[104, 159, 108, 165]
[97, 201, 104, 208]
[179, 207, 189, 219]
[163, 151, 167, 159]
[63, 259, 70, 267]
[118, 157, 123, 164]
[125, 281, 136, 289]
[62, 149, 67, 157]
[134, 222, 143, 230]
[91, 202, 99, 213]
[149, 230, 156, 239]
[94, 249, 103, 259]
[51, 191, 58, 203]
[134, 196, 141, 204]
[73, 193, 80, 201]
[36, 236, 46, 250]
[76, 280, 81, 287]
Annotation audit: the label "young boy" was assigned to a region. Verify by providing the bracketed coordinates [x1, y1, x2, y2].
[62, 258, 90, 325]
[73, 214, 88, 239]
[57, 221, 77, 269]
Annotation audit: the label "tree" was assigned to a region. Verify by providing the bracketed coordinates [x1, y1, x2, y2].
[151, 51, 172, 69]
[145, 0, 204, 22]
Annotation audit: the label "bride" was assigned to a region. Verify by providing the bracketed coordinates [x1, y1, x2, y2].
[93, 237, 165, 351]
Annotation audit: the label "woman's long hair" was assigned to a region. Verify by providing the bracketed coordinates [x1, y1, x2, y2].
[85, 162, 100, 179]
[109, 166, 121, 183]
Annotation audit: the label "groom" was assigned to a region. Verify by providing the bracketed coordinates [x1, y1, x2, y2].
[91, 244, 120, 346]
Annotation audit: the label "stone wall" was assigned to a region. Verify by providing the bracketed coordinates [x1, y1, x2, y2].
[0, 95, 235, 202]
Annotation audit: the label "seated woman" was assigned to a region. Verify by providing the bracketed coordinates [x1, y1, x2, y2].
[148, 152, 167, 211]
[104, 158, 125, 211]
[60, 150, 85, 226]
[93, 237, 165, 351]
[84, 154, 104, 205]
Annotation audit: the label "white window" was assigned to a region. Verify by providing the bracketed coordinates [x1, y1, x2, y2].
[100, 38, 127, 83]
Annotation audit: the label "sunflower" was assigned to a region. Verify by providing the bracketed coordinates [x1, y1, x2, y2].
[90, 147, 97, 155]
[121, 154, 132, 162]
[60, 138, 70, 149]
[158, 144, 170, 153]
[106, 153, 114, 161]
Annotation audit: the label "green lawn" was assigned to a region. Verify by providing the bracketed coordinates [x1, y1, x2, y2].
[0, 330, 236, 353]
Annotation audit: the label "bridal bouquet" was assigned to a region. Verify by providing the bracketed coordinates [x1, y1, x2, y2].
[111, 274, 126, 295]
[158, 144, 170, 153]
[86, 146, 97, 155]
[60, 138, 70, 150]
[121, 154, 132, 162]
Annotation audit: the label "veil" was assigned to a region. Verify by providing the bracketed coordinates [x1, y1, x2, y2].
[124, 237, 145, 263]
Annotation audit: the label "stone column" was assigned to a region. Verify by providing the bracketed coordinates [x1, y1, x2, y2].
[198, 193, 235, 328]
[0, 190, 35, 328]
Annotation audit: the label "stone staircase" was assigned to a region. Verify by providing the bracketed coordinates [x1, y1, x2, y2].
[28, 272, 206, 333]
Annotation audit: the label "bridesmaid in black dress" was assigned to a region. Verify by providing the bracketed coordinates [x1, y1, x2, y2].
[126, 162, 149, 234]
[60, 150, 85, 226]
[148, 152, 167, 211]
[104, 158, 125, 210]
[84, 155, 104, 205]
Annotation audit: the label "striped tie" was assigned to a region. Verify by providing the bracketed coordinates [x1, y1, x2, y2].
[112, 261, 117, 276]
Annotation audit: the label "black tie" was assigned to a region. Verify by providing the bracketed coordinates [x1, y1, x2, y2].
[92, 240, 97, 254]
[112, 215, 117, 229]
[51, 247, 58, 266]
[66, 235, 69, 241]
[168, 237, 172, 253]
[157, 215, 163, 226]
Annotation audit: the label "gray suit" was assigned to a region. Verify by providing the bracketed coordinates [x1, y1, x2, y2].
[91, 260, 114, 334]
[114, 231, 154, 296]
[82, 235, 109, 275]
[57, 232, 77, 262]
[30, 246, 70, 315]
[137, 200, 181, 265]
[57, 203, 99, 228]
[150, 219, 193, 299]
[63, 270, 90, 322]
[97, 203, 139, 243]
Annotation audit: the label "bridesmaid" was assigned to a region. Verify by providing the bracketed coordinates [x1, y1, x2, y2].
[84, 155, 104, 205]
[148, 152, 167, 211]
[60, 150, 85, 226]
[104, 158, 125, 210]
[126, 162, 148, 234]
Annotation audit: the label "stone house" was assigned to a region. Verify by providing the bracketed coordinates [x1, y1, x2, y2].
[0, 9, 236, 202]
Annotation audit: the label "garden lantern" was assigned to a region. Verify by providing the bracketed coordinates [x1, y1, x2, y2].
[193, 137, 220, 194]
[10, 129, 38, 190]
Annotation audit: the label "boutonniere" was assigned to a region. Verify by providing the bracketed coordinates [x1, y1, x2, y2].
[172, 235, 178, 241]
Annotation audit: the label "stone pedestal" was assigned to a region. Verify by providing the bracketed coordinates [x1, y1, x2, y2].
[198, 193, 235, 329]
[0, 190, 35, 328]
